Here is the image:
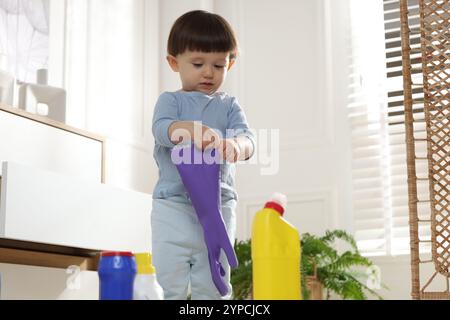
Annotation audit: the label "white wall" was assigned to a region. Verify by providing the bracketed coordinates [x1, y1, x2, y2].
[227, 0, 354, 242]
[0, 263, 98, 300]
[371, 254, 450, 300]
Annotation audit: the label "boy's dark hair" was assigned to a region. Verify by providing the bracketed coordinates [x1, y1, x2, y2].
[167, 10, 239, 60]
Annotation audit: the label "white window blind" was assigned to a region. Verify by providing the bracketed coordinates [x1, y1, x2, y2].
[349, 0, 391, 256]
[349, 0, 431, 256]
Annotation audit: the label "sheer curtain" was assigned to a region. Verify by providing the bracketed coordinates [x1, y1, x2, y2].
[348, 0, 392, 256]
[64, 0, 148, 144]
[0, 0, 49, 83]
[62, 0, 160, 191]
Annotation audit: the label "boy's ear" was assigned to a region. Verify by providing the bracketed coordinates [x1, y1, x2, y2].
[227, 59, 236, 71]
[167, 55, 179, 72]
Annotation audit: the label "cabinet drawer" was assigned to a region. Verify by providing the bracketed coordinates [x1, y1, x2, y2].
[0, 162, 151, 252]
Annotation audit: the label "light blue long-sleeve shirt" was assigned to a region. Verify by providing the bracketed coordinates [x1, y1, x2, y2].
[151, 90, 255, 203]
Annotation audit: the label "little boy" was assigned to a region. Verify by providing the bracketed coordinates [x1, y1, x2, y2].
[151, 10, 254, 300]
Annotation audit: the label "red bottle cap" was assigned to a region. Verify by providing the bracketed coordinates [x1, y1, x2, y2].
[101, 251, 134, 257]
[264, 201, 285, 216]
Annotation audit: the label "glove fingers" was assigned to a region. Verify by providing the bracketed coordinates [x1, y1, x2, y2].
[221, 234, 239, 268]
[208, 254, 229, 296]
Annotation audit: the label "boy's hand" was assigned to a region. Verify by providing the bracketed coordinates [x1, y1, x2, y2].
[194, 123, 221, 150]
[218, 138, 241, 163]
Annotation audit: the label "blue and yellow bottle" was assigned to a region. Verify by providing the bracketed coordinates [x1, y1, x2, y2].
[251, 193, 302, 300]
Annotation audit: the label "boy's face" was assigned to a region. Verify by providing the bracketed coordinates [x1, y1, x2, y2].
[167, 50, 235, 95]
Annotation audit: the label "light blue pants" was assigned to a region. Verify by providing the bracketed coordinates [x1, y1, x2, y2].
[151, 197, 237, 300]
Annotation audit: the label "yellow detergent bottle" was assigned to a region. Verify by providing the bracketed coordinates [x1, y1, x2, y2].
[133, 253, 164, 300]
[251, 193, 302, 300]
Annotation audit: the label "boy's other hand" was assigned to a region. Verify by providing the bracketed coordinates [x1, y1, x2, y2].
[169, 121, 221, 150]
[218, 138, 240, 163]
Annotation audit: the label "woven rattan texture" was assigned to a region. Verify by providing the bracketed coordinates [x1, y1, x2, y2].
[420, 0, 450, 277]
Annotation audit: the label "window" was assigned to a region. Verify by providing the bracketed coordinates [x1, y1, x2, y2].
[0, 0, 49, 83]
[349, 0, 431, 256]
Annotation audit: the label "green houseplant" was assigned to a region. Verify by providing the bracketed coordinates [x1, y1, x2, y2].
[230, 239, 253, 300]
[300, 230, 385, 300]
[230, 230, 385, 300]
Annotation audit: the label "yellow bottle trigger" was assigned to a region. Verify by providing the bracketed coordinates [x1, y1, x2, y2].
[134, 253, 156, 275]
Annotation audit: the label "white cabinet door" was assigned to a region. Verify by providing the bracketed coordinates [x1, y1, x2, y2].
[0, 106, 103, 183]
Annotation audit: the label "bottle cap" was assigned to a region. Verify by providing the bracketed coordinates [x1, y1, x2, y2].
[134, 253, 156, 274]
[264, 192, 287, 216]
[101, 251, 134, 257]
[270, 192, 287, 208]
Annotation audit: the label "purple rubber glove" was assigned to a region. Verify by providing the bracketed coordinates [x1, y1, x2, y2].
[171, 144, 238, 296]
